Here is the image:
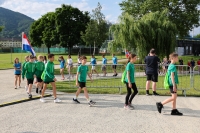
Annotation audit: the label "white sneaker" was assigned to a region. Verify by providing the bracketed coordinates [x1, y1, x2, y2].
[124, 105, 133, 110]
[40, 98, 46, 103]
[54, 98, 62, 103]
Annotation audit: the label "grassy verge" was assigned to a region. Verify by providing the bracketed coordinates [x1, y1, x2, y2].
[49, 75, 200, 96]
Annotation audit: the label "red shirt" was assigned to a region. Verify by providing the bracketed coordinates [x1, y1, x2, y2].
[197, 60, 200, 65]
[188, 62, 191, 66]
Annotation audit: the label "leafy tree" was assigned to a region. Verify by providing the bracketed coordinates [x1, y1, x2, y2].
[0, 26, 3, 32]
[194, 34, 200, 38]
[81, 2, 109, 55]
[111, 10, 177, 58]
[30, 12, 57, 53]
[55, 4, 90, 54]
[119, 0, 200, 37]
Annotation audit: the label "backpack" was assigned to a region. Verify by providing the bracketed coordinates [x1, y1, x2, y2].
[41, 71, 45, 80]
[164, 72, 169, 89]
[121, 70, 127, 84]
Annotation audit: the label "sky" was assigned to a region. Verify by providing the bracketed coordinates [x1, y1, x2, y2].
[0, 0, 199, 35]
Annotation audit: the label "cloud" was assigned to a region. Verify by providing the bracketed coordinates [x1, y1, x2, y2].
[0, 0, 7, 5]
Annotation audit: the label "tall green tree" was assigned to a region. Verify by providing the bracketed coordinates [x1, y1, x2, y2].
[119, 0, 200, 37]
[194, 34, 200, 38]
[81, 2, 108, 55]
[55, 4, 90, 54]
[111, 10, 177, 58]
[0, 26, 3, 32]
[30, 12, 57, 53]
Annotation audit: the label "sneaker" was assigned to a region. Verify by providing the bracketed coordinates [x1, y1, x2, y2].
[88, 100, 96, 107]
[40, 98, 46, 103]
[153, 92, 159, 96]
[54, 98, 62, 103]
[36, 88, 38, 94]
[156, 102, 163, 113]
[15, 86, 17, 89]
[124, 105, 133, 110]
[28, 94, 32, 99]
[146, 93, 150, 96]
[171, 109, 183, 116]
[73, 98, 80, 104]
[128, 103, 134, 108]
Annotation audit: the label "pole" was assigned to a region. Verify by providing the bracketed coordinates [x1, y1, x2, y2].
[11, 38, 13, 63]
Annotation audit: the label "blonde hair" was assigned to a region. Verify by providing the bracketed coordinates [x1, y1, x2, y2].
[37, 55, 44, 61]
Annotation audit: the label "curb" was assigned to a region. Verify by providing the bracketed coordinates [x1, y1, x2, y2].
[0, 94, 52, 108]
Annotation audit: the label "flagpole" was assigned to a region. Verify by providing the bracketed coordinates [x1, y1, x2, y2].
[21, 32, 24, 62]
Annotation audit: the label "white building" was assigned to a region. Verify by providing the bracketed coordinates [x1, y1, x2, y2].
[0, 38, 21, 48]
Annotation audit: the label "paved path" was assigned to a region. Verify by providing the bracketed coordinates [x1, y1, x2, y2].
[1, 69, 200, 133]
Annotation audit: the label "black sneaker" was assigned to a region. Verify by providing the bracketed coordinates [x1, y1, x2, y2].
[156, 102, 163, 113]
[36, 88, 38, 94]
[88, 100, 96, 107]
[153, 92, 159, 96]
[171, 109, 183, 116]
[28, 94, 32, 99]
[39, 90, 42, 94]
[146, 93, 150, 96]
[73, 98, 80, 104]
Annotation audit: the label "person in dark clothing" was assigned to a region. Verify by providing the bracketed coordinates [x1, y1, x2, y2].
[190, 58, 195, 73]
[144, 49, 160, 96]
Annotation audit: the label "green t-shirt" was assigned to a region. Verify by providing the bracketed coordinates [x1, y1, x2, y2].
[125, 62, 135, 83]
[168, 64, 179, 86]
[35, 61, 45, 77]
[77, 65, 89, 82]
[22, 62, 36, 79]
[44, 61, 55, 82]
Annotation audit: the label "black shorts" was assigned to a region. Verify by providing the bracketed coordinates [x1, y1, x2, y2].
[147, 74, 158, 82]
[112, 65, 117, 69]
[27, 79, 34, 85]
[78, 82, 86, 89]
[36, 77, 43, 82]
[44, 80, 54, 84]
[15, 74, 21, 76]
[169, 86, 177, 94]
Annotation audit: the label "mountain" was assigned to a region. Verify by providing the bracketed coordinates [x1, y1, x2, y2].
[0, 7, 34, 38]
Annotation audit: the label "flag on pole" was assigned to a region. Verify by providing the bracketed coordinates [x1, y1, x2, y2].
[22, 32, 36, 56]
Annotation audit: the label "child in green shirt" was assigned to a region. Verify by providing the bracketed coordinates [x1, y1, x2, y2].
[22, 55, 36, 99]
[73, 56, 96, 107]
[124, 54, 138, 110]
[40, 54, 61, 103]
[22, 55, 29, 91]
[35, 55, 45, 94]
[156, 53, 183, 116]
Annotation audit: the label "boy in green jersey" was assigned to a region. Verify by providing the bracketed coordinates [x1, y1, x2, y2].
[35, 55, 45, 94]
[156, 53, 183, 116]
[73, 56, 96, 107]
[22, 55, 29, 91]
[22, 55, 36, 99]
[40, 54, 61, 103]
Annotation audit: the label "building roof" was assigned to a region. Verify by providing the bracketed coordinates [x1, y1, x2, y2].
[177, 37, 200, 41]
[0, 37, 21, 41]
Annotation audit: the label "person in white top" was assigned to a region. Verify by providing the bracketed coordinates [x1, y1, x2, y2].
[77, 55, 81, 66]
[67, 55, 73, 79]
[43, 56, 47, 64]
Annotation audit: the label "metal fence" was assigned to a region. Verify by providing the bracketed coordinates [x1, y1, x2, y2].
[57, 64, 198, 96]
[192, 65, 200, 92]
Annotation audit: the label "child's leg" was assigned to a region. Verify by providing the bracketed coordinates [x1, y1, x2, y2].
[83, 87, 90, 100]
[41, 83, 47, 97]
[94, 70, 98, 75]
[125, 83, 131, 105]
[75, 88, 82, 98]
[60, 69, 64, 78]
[14, 75, 17, 87]
[28, 84, 33, 94]
[161, 94, 175, 106]
[129, 83, 138, 104]
[51, 82, 57, 98]
[146, 81, 151, 91]
[152, 82, 156, 91]
[172, 93, 177, 109]
[18, 75, 21, 87]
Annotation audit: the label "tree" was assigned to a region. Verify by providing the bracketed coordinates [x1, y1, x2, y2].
[0, 26, 3, 32]
[81, 2, 109, 55]
[119, 0, 200, 37]
[29, 12, 57, 53]
[194, 34, 200, 38]
[55, 4, 90, 54]
[111, 10, 177, 58]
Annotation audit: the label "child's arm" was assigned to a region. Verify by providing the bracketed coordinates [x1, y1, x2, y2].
[76, 72, 80, 86]
[87, 73, 92, 82]
[127, 71, 132, 88]
[22, 64, 27, 80]
[46, 63, 55, 80]
[171, 72, 176, 92]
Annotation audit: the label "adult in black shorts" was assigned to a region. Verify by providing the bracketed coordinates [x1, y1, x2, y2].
[144, 49, 160, 96]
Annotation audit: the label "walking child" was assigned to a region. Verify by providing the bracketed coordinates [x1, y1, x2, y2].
[22, 55, 29, 91]
[67, 55, 73, 79]
[90, 55, 99, 76]
[14, 58, 21, 89]
[35, 55, 45, 94]
[22, 55, 36, 99]
[73, 55, 96, 106]
[102, 55, 107, 77]
[58, 56, 66, 80]
[156, 53, 183, 116]
[40, 54, 61, 103]
[124, 54, 138, 110]
[112, 54, 118, 76]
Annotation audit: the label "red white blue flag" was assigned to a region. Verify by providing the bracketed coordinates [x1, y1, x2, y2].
[22, 32, 36, 56]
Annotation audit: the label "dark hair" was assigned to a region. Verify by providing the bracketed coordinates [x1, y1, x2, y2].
[127, 54, 137, 64]
[81, 55, 87, 60]
[14, 58, 19, 64]
[68, 55, 71, 58]
[150, 48, 156, 54]
[169, 52, 178, 60]
[48, 54, 54, 59]
[59, 56, 64, 60]
[29, 55, 34, 59]
[44, 56, 47, 60]
[102, 55, 105, 57]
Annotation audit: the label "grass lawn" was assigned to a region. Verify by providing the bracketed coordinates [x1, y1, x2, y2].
[50, 75, 200, 97]
[0, 52, 126, 69]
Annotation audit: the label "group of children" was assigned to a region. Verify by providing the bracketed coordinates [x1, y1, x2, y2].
[13, 52, 183, 114]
